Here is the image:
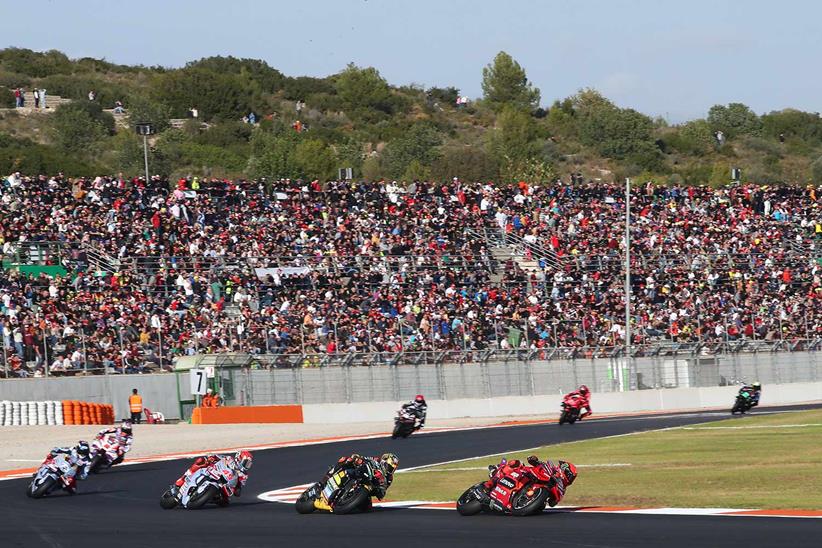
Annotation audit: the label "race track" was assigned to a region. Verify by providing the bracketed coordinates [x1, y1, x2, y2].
[3, 406, 820, 548]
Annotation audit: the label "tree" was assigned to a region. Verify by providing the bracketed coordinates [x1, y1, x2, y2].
[707, 103, 762, 138]
[761, 108, 822, 144]
[381, 123, 442, 178]
[481, 52, 540, 112]
[294, 139, 338, 181]
[334, 64, 393, 114]
[52, 102, 113, 152]
[245, 128, 301, 179]
[486, 105, 539, 164]
[675, 119, 715, 155]
[431, 145, 497, 182]
[574, 90, 657, 160]
[153, 68, 264, 120]
[126, 94, 172, 132]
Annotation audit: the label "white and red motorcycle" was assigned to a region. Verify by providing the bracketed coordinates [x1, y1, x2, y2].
[89, 434, 125, 473]
[27, 458, 77, 498]
[160, 459, 241, 510]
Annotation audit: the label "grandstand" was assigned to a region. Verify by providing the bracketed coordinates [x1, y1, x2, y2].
[0, 173, 820, 379]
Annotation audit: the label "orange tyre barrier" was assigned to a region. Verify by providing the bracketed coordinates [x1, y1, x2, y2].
[62, 400, 74, 425]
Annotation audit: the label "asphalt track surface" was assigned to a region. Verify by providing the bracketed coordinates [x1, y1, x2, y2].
[3, 405, 821, 548]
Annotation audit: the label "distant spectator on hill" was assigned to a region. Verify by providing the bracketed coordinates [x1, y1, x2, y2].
[88, 90, 96, 101]
[33, 89, 40, 108]
[14, 88, 23, 108]
[113, 100, 125, 114]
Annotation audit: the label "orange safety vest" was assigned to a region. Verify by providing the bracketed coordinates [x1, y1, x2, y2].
[129, 394, 143, 413]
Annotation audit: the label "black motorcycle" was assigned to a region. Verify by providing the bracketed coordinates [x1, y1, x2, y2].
[731, 390, 756, 414]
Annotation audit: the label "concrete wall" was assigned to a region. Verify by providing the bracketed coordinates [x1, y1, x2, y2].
[0, 374, 180, 420]
[301, 380, 822, 423]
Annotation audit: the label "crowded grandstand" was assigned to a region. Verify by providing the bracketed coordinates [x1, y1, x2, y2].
[1, 172, 820, 376]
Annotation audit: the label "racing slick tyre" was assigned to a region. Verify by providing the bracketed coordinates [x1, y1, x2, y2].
[27, 476, 56, 499]
[558, 411, 567, 425]
[391, 424, 402, 439]
[511, 486, 550, 516]
[295, 489, 318, 514]
[89, 454, 106, 474]
[160, 488, 179, 509]
[456, 484, 485, 516]
[187, 484, 218, 509]
[332, 481, 369, 514]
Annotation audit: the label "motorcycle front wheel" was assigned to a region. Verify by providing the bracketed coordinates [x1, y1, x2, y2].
[558, 411, 567, 425]
[160, 488, 179, 509]
[27, 476, 56, 499]
[295, 488, 318, 514]
[511, 486, 549, 516]
[456, 484, 485, 516]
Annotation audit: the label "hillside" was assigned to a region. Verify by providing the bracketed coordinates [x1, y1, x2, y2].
[2, 47, 822, 185]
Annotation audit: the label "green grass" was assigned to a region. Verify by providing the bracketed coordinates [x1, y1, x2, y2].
[390, 409, 822, 509]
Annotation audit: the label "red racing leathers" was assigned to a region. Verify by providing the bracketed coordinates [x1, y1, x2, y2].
[175, 454, 221, 487]
[483, 457, 569, 507]
[563, 390, 592, 419]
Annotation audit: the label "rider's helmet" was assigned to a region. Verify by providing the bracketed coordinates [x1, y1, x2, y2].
[75, 441, 91, 459]
[234, 450, 253, 473]
[414, 394, 426, 405]
[578, 385, 590, 396]
[380, 453, 399, 477]
[120, 420, 133, 434]
[752, 382, 761, 391]
[558, 461, 577, 486]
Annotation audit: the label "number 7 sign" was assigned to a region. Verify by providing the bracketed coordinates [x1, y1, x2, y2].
[190, 369, 207, 395]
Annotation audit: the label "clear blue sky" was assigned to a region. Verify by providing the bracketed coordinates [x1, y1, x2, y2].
[2, 0, 820, 122]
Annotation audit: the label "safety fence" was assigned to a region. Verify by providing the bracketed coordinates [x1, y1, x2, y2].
[193, 348, 822, 407]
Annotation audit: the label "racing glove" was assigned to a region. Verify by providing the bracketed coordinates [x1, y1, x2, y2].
[527, 455, 541, 466]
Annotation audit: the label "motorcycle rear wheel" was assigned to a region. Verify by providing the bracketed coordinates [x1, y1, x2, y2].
[160, 488, 179, 509]
[456, 484, 485, 516]
[511, 486, 549, 516]
[186, 484, 218, 509]
[89, 454, 106, 474]
[28, 476, 56, 499]
[332, 481, 369, 514]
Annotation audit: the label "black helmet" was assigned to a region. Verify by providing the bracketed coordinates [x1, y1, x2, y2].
[75, 441, 91, 459]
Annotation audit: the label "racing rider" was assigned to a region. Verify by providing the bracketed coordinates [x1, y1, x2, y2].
[173, 450, 253, 496]
[482, 456, 577, 508]
[95, 420, 134, 464]
[42, 441, 93, 493]
[563, 385, 592, 419]
[401, 394, 428, 429]
[739, 382, 762, 408]
[314, 453, 399, 511]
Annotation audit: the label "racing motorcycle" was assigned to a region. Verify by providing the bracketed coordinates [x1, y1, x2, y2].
[731, 389, 756, 415]
[457, 460, 555, 516]
[295, 460, 381, 514]
[558, 393, 585, 425]
[89, 434, 123, 473]
[160, 459, 238, 510]
[392, 408, 418, 439]
[26, 459, 75, 498]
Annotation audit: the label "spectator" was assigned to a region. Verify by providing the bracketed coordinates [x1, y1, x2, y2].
[201, 388, 220, 407]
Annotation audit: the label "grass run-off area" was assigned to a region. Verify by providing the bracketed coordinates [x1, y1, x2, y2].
[390, 409, 822, 509]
